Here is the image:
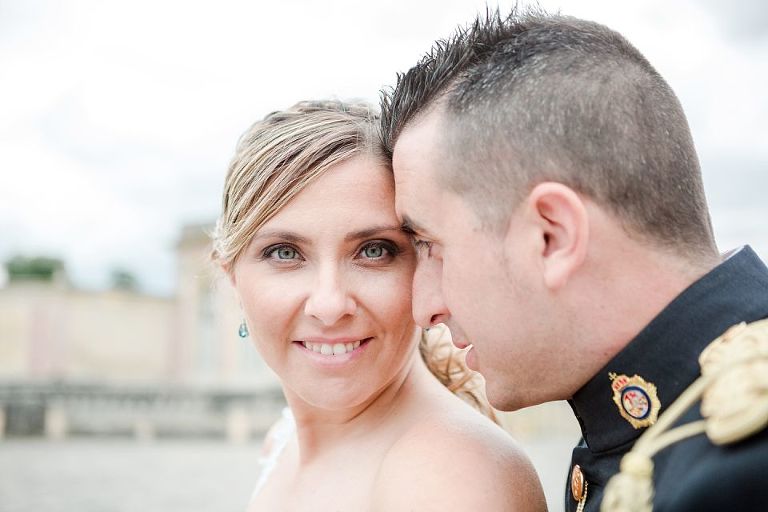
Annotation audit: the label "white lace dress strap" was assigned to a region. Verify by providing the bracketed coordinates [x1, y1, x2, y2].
[250, 408, 295, 502]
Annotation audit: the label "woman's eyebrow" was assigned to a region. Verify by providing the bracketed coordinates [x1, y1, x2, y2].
[344, 225, 404, 242]
[251, 230, 311, 244]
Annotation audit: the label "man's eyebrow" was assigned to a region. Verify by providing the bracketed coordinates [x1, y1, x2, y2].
[251, 230, 311, 244]
[400, 215, 428, 236]
[344, 225, 404, 242]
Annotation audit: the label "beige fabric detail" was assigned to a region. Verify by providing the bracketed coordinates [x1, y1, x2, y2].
[601, 319, 768, 512]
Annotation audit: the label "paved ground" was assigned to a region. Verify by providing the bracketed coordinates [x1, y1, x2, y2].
[0, 435, 575, 512]
[0, 439, 263, 512]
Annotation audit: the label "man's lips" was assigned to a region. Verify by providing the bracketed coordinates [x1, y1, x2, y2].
[452, 339, 471, 350]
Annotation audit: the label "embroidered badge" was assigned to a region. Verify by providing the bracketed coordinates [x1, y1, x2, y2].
[609, 373, 661, 429]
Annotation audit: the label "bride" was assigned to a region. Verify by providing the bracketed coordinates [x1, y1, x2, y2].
[213, 100, 546, 511]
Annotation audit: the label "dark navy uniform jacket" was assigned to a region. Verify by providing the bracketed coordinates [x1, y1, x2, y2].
[566, 246, 768, 511]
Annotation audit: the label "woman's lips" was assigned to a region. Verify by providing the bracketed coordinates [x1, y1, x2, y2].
[301, 339, 361, 355]
[294, 337, 373, 357]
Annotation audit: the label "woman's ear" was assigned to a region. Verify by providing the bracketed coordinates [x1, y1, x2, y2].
[524, 182, 589, 290]
[222, 262, 237, 287]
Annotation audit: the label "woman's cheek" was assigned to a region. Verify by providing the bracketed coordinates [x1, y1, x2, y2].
[241, 285, 301, 354]
[367, 270, 415, 323]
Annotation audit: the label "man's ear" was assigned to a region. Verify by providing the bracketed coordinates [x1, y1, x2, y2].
[523, 182, 589, 290]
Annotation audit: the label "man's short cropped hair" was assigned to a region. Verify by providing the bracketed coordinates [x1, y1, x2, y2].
[381, 8, 716, 257]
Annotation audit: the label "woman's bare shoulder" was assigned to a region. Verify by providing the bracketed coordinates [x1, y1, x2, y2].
[372, 409, 547, 511]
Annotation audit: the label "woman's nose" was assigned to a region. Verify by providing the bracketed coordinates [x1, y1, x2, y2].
[303, 267, 357, 326]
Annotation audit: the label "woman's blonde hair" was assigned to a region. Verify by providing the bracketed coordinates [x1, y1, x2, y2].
[420, 325, 498, 423]
[212, 100, 496, 422]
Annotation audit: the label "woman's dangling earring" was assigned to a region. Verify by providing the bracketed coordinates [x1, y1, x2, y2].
[238, 319, 249, 338]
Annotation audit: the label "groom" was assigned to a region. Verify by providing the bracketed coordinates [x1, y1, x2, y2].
[382, 9, 768, 512]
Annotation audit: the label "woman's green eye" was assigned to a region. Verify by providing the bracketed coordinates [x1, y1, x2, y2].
[364, 245, 385, 258]
[361, 242, 396, 260]
[262, 244, 303, 264]
[276, 247, 297, 259]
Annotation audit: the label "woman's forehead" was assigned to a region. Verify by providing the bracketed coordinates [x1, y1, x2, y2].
[260, 158, 396, 229]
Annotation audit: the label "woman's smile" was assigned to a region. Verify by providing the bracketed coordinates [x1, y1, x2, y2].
[293, 337, 374, 365]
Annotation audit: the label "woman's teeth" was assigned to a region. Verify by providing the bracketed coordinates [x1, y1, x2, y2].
[301, 340, 362, 355]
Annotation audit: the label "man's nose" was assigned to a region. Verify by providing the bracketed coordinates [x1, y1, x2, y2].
[304, 266, 357, 326]
[412, 258, 450, 328]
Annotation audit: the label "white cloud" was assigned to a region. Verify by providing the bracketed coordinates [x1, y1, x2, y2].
[1, 0, 766, 294]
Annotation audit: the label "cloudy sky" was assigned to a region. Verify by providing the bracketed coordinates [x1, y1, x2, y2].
[1, 0, 766, 295]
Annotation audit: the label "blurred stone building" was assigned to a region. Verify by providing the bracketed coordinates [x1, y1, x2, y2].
[0, 225, 282, 440]
[172, 223, 278, 389]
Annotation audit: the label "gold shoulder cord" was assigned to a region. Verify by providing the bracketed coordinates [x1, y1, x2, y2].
[601, 319, 768, 512]
[576, 481, 588, 512]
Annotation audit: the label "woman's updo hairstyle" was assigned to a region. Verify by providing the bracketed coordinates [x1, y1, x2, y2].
[212, 100, 496, 422]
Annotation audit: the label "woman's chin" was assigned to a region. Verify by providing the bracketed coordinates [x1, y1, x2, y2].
[295, 390, 371, 412]
[281, 376, 373, 411]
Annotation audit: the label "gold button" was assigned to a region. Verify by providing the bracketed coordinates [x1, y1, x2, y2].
[571, 464, 585, 501]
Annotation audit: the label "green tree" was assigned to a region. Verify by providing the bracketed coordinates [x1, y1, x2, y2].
[110, 268, 139, 291]
[5, 256, 64, 283]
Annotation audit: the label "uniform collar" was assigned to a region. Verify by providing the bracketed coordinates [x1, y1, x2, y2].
[568, 246, 768, 453]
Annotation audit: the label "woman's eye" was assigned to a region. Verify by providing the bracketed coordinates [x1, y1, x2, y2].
[359, 241, 396, 261]
[363, 245, 385, 259]
[265, 245, 301, 261]
[276, 247, 297, 259]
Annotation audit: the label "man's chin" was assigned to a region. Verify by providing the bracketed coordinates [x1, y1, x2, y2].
[486, 383, 533, 412]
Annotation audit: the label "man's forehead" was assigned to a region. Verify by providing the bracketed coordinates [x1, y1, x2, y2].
[394, 109, 443, 158]
[391, 115, 447, 236]
[392, 115, 443, 188]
